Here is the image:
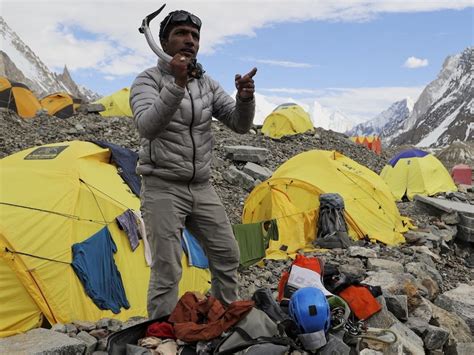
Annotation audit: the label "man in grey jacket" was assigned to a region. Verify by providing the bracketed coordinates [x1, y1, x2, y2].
[130, 9, 257, 319]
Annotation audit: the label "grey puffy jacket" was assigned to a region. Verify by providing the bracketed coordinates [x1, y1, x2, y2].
[130, 60, 255, 183]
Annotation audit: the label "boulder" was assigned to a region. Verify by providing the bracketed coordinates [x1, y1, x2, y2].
[423, 325, 450, 350]
[348, 246, 377, 258]
[435, 283, 474, 334]
[222, 165, 255, 192]
[384, 294, 408, 321]
[367, 258, 404, 273]
[363, 271, 418, 296]
[242, 162, 273, 181]
[224, 145, 268, 163]
[0, 328, 86, 354]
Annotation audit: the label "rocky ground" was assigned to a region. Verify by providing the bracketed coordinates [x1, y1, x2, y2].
[1, 108, 473, 354]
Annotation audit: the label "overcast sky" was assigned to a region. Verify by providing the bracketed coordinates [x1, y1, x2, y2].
[2, 0, 473, 122]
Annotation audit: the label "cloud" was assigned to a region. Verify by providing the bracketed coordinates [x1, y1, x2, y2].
[249, 58, 313, 68]
[260, 88, 323, 95]
[404, 56, 429, 68]
[260, 86, 425, 122]
[2, 0, 471, 76]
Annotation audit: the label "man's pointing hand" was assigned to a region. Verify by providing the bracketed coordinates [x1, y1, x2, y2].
[235, 67, 257, 100]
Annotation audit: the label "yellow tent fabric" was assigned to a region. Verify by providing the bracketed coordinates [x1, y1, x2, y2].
[243, 150, 406, 255]
[0, 141, 210, 337]
[261, 103, 314, 139]
[0, 77, 41, 119]
[40, 92, 81, 118]
[94, 87, 133, 117]
[381, 150, 457, 201]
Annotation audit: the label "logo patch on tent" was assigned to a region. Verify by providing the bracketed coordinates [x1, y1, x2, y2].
[24, 145, 68, 160]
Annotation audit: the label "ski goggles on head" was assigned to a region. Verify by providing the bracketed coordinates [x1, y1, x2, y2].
[160, 10, 202, 38]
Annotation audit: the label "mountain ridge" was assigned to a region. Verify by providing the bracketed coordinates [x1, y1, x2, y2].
[0, 16, 99, 102]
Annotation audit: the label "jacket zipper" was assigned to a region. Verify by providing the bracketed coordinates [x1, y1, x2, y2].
[149, 140, 155, 165]
[187, 85, 197, 185]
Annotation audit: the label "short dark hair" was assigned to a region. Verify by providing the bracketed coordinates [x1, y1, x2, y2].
[159, 10, 202, 40]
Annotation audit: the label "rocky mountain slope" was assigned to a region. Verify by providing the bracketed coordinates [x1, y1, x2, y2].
[392, 47, 474, 147]
[0, 16, 99, 102]
[346, 98, 413, 145]
[345, 47, 473, 148]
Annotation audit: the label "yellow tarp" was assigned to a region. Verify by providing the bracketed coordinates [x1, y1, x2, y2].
[261, 103, 313, 139]
[243, 150, 407, 256]
[381, 152, 457, 201]
[0, 141, 210, 337]
[94, 87, 133, 117]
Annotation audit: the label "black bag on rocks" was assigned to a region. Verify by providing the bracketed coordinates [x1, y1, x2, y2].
[314, 193, 354, 249]
[214, 308, 299, 355]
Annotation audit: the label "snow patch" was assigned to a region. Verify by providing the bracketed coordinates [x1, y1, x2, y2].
[416, 106, 461, 147]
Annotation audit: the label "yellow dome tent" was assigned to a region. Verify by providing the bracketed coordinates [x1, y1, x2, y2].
[0, 77, 41, 119]
[94, 87, 133, 117]
[261, 103, 314, 139]
[0, 141, 210, 337]
[380, 148, 457, 201]
[40, 92, 82, 118]
[243, 150, 407, 259]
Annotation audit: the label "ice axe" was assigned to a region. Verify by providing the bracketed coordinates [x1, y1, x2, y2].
[139, 4, 204, 79]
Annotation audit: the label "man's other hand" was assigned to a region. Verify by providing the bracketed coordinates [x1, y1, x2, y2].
[235, 67, 257, 100]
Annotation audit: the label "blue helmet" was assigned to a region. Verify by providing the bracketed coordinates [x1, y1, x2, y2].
[289, 287, 331, 333]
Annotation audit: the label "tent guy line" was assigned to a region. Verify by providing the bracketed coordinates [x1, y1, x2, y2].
[0, 201, 112, 225]
[4, 247, 71, 265]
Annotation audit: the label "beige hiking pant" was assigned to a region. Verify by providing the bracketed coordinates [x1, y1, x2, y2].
[140, 175, 240, 319]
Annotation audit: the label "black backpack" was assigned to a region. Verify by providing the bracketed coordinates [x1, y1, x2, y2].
[314, 193, 353, 249]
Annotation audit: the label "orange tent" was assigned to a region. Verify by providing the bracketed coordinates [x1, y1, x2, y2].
[350, 136, 382, 155]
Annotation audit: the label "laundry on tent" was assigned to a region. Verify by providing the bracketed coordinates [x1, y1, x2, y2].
[380, 148, 457, 201]
[232, 220, 279, 267]
[0, 140, 211, 337]
[40, 92, 82, 118]
[181, 229, 209, 269]
[71, 227, 130, 314]
[232, 222, 267, 267]
[243, 150, 408, 254]
[0, 76, 41, 118]
[94, 87, 133, 117]
[116, 209, 141, 251]
[261, 103, 314, 139]
[91, 140, 141, 196]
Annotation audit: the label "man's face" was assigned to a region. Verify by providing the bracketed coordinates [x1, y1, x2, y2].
[161, 24, 200, 59]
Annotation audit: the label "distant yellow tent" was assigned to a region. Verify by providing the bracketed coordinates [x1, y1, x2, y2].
[243, 150, 407, 259]
[261, 103, 314, 139]
[0, 77, 41, 119]
[40, 92, 82, 118]
[0, 141, 210, 337]
[94, 87, 133, 117]
[381, 148, 457, 201]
